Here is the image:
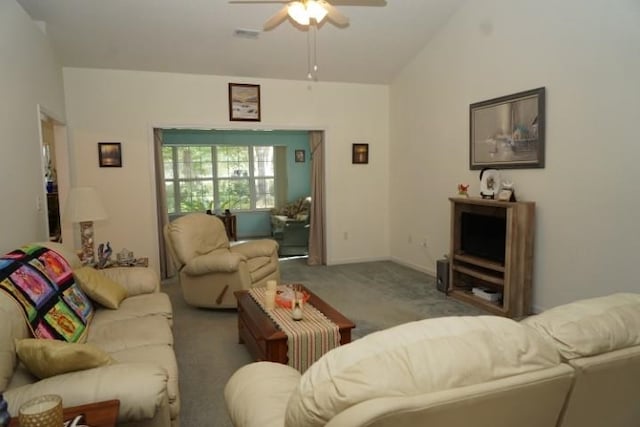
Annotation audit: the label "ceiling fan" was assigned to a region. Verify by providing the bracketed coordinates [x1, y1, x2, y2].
[229, 0, 387, 31]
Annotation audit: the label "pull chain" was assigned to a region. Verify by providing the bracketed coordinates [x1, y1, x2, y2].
[307, 20, 319, 81]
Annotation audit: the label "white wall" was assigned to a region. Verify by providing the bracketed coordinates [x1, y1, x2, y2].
[0, 1, 66, 254]
[63, 68, 390, 270]
[390, 0, 640, 310]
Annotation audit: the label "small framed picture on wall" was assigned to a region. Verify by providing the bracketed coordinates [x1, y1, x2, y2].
[295, 149, 305, 163]
[98, 142, 122, 167]
[352, 143, 369, 164]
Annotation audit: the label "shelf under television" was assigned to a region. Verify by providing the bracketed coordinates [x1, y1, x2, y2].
[453, 253, 505, 273]
[448, 289, 506, 316]
[451, 264, 504, 287]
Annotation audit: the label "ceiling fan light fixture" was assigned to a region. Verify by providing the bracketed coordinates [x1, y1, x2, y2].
[288, 2, 310, 25]
[307, 1, 328, 23]
[288, 1, 327, 26]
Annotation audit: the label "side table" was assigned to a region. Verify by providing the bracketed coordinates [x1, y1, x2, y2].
[215, 214, 237, 241]
[100, 257, 149, 269]
[9, 399, 119, 427]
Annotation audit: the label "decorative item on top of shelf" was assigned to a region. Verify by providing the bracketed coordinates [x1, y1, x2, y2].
[98, 142, 122, 167]
[470, 87, 545, 169]
[229, 83, 261, 122]
[117, 248, 135, 266]
[457, 184, 469, 197]
[295, 149, 305, 163]
[497, 181, 517, 202]
[96, 242, 113, 269]
[352, 143, 369, 164]
[479, 168, 501, 199]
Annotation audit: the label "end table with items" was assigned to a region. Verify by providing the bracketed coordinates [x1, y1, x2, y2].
[9, 399, 119, 427]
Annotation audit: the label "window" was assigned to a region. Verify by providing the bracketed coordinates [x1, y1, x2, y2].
[163, 145, 275, 214]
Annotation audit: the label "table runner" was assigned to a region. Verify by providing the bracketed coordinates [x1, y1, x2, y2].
[249, 286, 340, 372]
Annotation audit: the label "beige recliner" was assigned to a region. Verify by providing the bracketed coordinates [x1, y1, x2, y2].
[164, 213, 280, 308]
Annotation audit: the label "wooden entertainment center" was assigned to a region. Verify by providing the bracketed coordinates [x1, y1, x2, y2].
[449, 197, 535, 319]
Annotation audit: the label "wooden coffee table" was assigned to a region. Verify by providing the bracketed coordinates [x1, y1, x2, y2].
[9, 399, 119, 427]
[235, 285, 355, 364]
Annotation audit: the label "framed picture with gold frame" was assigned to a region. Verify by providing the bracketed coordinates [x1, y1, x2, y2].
[352, 143, 369, 164]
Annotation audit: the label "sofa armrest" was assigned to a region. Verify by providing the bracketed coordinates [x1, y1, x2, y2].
[183, 250, 246, 275]
[231, 240, 278, 259]
[225, 362, 300, 427]
[100, 267, 160, 296]
[4, 363, 169, 424]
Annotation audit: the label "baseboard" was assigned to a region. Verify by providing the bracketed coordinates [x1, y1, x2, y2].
[390, 256, 436, 277]
[326, 255, 391, 266]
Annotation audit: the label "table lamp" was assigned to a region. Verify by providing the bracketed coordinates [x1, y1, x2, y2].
[65, 186, 108, 264]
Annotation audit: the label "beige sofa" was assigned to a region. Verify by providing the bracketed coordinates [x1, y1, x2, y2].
[225, 293, 640, 427]
[0, 242, 179, 427]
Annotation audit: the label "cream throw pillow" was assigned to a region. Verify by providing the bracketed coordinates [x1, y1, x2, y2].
[74, 266, 127, 309]
[16, 338, 113, 379]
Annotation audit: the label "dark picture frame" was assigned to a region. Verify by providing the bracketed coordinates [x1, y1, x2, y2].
[98, 142, 122, 167]
[228, 83, 261, 121]
[352, 143, 369, 164]
[470, 87, 545, 169]
[295, 149, 305, 163]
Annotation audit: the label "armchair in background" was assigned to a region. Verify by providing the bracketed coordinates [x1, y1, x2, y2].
[164, 213, 280, 308]
[270, 197, 311, 257]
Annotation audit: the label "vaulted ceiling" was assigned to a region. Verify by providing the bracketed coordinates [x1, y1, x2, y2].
[16, 0, 465, 84]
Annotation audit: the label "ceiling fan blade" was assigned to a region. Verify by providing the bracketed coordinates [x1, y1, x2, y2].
[263, 5, 290, 31]
[228, 1, 288, 3]
[328, 0, 387, 6]
[320, 1, 350, 27]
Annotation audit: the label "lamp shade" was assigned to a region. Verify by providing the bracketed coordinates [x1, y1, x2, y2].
[65, 187, 108, 223]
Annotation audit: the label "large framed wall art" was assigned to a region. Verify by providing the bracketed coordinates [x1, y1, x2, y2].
[469, 87, 545, 169]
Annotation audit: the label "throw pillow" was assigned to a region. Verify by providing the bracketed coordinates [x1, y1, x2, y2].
[15, 338, 113, 379]
[74, 267, 127, 309]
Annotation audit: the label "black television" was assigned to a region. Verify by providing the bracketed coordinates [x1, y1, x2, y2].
[460, 212, 506, 264]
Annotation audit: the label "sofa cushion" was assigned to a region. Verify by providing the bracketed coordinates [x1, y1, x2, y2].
[522, 293, 640, 360]
[110, 344, 180, 419]
[15, 338, 112, 379]
[87, 315, 174, 353]
[285, 315, 561, 427]
[74, 267, 128, 309]
[91, 293, 173, 327]
[0, 293, 31, 391]
[0, 245, 93, 343]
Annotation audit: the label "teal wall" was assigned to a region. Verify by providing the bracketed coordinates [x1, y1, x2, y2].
[163, 129, 311, 237]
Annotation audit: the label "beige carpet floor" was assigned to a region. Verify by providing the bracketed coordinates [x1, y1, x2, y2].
[164, 258, 484, 426]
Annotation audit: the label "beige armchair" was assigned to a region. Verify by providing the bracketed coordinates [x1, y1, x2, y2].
[164, 213, 280, 308]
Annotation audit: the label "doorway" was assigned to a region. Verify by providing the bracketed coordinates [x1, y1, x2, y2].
[38, 107, 70, 243]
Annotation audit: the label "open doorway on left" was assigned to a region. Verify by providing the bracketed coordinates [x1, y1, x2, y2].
[38, 107, 70, 243]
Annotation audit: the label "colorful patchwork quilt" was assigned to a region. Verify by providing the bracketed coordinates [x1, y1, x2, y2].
[0, 244, 94, 342]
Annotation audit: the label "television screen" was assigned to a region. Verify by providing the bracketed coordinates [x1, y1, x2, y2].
[460, 212, 506, 263]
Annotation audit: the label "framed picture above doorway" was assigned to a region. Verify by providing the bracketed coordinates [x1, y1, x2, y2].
[228, 83, 261, 122]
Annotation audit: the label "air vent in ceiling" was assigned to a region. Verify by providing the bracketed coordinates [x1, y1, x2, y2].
[234, 29, 260, 39]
